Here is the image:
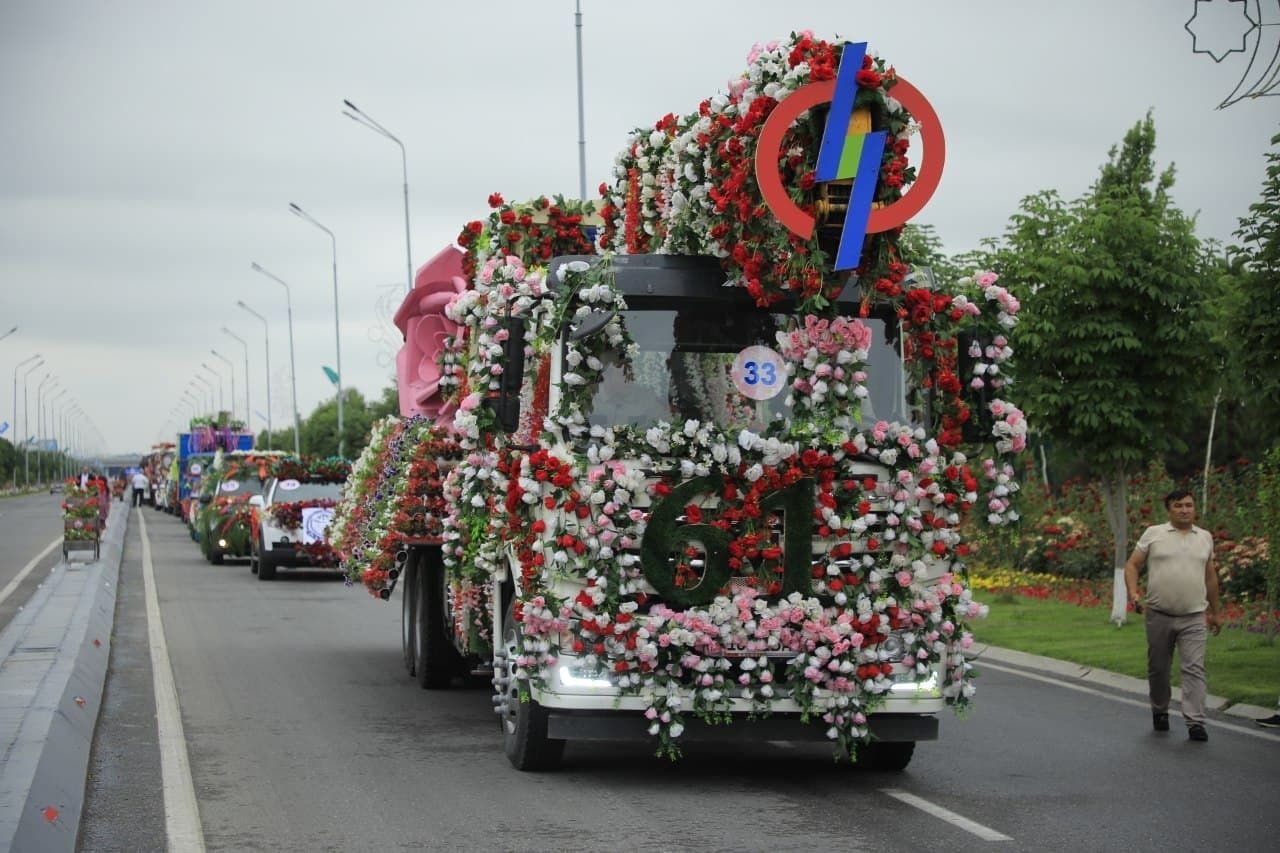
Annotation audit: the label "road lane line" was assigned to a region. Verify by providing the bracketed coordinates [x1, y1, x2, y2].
[0, 537, 61, 608]
[139, 509, 207, 852]
[980, 660, 1280, 742]
[880, 789, 1013, 842]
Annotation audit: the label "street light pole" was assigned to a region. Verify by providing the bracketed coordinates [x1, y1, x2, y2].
[11, 354, 39, 481]
[36, 374, 54, 485]
[19, 360, 44, 486]
[192, 374, 214, 415]
[210, 349, 236, 423]
[237, 301, 273, 450]
[200, 362, 224, 414]
[0, 326, 15, 344]
[221, 327, 251, 434]
[575, 0, 588, 200]
[342, 101, 414, 294]
[50, 389, 67, 479]
[250, 263, 301, 455]
[289, 202, 344, 458]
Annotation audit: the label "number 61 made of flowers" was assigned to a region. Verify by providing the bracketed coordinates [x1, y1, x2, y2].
[754, 41, 946, 271]
[641, 475, 816, 607]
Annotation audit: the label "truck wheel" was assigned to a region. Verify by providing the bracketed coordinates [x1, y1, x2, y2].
[258, 549, 277, 581]
[499, 601, 565, 771]
[209, 546, 224, 565]
[249, 538, 259, 574]
[401, 553, 418, 677]
[414, 549, 462, 689]
[856, 741, 915, 771]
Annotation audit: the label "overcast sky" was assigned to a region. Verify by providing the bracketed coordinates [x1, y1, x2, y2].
[1, 0, 1275, 457]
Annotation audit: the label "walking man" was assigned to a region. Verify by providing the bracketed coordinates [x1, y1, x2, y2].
[130, 470, 149, 506]
[1125, 489, 1222, 742]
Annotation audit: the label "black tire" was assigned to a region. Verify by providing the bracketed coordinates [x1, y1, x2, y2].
[500, 600, 565, 771]
[249, 537, 260, 574]
[413, 548, 463, 689]
[258, 549, 278, 580]
[856, 741, 915, 771]
[209, 547, 224, 565]
[401, 553, 418, 677]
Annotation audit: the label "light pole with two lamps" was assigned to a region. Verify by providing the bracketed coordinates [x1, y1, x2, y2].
[250, 263, 301, 455]
[221, 327, 251, 435]
[342, 100, 413, 294]
[237, 300, 272, 450]
[289, 202, 344, 457]
[210, 349, 236, 423]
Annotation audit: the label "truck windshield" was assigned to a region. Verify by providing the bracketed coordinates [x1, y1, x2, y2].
[586, 309, 910, 431]
[270, 482, 342, 503]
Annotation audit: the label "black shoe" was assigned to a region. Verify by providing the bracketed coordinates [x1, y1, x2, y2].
[1255, 714, 1280, 729]
[1153, 712, 1170, 732]
[1188, 724, 1208, 742]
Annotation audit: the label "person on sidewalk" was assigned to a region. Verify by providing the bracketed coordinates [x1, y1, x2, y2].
[1124, 488, 1222, 742]
[1257, 697, 1280, 729]
[130, 470, 149, 506]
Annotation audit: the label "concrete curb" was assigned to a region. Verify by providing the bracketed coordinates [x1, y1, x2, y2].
[973, 643, 1276, 722]
[0, 503, 127, 853]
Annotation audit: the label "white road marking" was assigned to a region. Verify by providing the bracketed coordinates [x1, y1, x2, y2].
[0, 537, 61, 607]
[139, 509, 206, 852]
[980, 660, 1280, 742]
[881, 788, 1013, 842]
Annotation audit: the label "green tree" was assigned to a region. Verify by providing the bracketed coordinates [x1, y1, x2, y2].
[993, 113, 1211, 624]
[1227, 130, 1280, 431]
[898, 223, 963, 285]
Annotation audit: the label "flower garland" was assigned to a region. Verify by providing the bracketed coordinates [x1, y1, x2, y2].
[457, 194, 599, 284]
[269, 455, 351, 483]
[599, 32, 918, 314]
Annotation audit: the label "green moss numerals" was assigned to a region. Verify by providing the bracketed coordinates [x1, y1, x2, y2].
[641, 475, 816, 606]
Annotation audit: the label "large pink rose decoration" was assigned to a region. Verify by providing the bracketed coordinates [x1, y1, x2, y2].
[394, 245, 468, 420]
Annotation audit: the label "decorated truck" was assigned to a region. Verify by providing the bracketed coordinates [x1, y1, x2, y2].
[248, 456, 351, 580]
[333, 33, 1025, 771]
[178, 419, 254, 524]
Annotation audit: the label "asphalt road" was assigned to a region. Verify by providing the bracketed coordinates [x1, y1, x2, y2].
[0, 491, 72, 632]
[79, 507, 1280, 852]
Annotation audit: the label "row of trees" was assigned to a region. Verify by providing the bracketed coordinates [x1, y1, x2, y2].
[251, 384, 399, 460]
[903, 116, 1279, 624]
[0, 438, 76, 489]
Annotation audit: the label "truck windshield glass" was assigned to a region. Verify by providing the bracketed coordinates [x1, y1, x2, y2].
[270, 482, 342, 503]
[586, 309, 910, 430]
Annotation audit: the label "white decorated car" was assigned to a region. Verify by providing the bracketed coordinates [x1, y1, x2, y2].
[249, 476, 343, 580]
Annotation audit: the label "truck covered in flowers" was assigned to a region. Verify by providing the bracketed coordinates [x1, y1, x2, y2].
[333, 32, 1026, 771]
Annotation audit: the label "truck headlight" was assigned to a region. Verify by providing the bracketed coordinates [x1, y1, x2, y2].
[553, 657, 614, 690]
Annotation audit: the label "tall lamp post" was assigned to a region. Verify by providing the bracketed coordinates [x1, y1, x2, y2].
[289, 202, 344, 457]
[35, 374, 55, 485]
[182, 389, 201, 419]
[200, 362, 224, 414]
[50, 389, 67, 479]
[20, 361, 45, 486]
[341, 101, 413, 295]
[221, 327, 251, 434]
[0, 325, 16, 343]
[237, 300, 273, 450]
[192, 374, 214, 415]
[250, 262, 301, 455]
[210, 349, 236, 423]
[11, 353, 39, 472]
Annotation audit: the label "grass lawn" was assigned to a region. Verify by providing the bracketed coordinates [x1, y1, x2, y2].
[973, 594, 1280, 708]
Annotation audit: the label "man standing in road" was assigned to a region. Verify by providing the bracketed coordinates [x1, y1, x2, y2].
[1125, 489, 1222, 742]
[130, 470, 149, 507]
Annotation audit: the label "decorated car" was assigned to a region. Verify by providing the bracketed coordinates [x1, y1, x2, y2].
[196, 450, 284, 564]
[333, 33, 1026, 771]
[249, 456, 351, 580]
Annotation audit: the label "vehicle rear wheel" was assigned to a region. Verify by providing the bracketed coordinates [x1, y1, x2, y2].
[249, 537, 260, 574]
[258, 549, 277, 580]
[413, 549, 463, 689]
[401, 553, 418, 677]
[499, 600, 565, 771]
[856, 740, 915, 771]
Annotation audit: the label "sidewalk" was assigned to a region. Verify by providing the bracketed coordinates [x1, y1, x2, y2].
[973, 643, 1277, 722]
[0, 502, 126, 853]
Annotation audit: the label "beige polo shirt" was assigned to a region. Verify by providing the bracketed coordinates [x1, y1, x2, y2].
[1136, 522, 1212, 615]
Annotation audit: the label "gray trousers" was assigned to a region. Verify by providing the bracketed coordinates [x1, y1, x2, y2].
[1144, 608, 1208, 726]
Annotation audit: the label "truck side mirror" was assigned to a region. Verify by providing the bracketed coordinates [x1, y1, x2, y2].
[569, 310, 614, 341]
[198, 494, 213, 505]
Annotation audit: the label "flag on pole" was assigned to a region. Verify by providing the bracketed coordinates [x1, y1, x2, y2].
[322, 366, 340, 387]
